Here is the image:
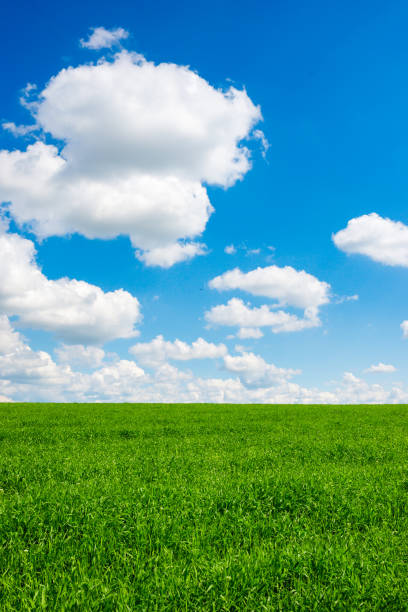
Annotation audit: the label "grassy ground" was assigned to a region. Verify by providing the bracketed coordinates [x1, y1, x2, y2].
[1, 403, 408, 610]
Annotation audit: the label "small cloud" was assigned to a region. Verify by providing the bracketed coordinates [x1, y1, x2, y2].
[80, 27, 129, 50]
[333, 213, 408, 267]
[334, 294, 359, 304]
[365, 362, 396, 373]
[136, 242, 207, 268]
[402, 321, 408, 338]
[225, 244, 262, 256]
[343, 371, 360, 384]
[2, 122, 38, 137]
[253, 129, 270, 159]
[19, 83, 38, 113]
[246, 248, 261, 256]
[265, 246, 275, 263]
[237, 327, 264, 339]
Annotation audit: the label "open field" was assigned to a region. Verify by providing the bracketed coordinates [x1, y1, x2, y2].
[1, 403, 408, 610]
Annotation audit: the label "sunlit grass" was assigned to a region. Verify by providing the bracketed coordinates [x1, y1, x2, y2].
[0, 403, 407, 610]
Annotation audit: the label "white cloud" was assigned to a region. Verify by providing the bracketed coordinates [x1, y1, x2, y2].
[253, 129, 270, 158]
[0, 316, 71, 386]
[2, 122, 38, 137]
[88, 360, 145, 398]
[333, 213, 408, 266]
[0, 314, 23, 354]
[334, 294, 359, 304]
[0, 318, 147, 401]
[136, 242, 207, 268]
[0, 348, 65, 386]
[246, 248, 260, 255]
[224, 244, 265, 257]
[143, 366, 406, 405]
[402, 321, 408, 338]
[236, 327, 264, 339]
[205, 298, 321, 335]
[0, 142, 213, 259]
[80, 27, 129, 50]
[209, 265, 330, 309]
[0, 227, 141, 344]
[0, 49, 263, 266]
[55, 344, 106, 369]
[129, 335, 299, 389]
[332, 372, 393, 404]
[365, 362, 396, 373]
[130, 335, 227, 368]
[223, 350, 300, 386]
[207, 265, 330, 336]
[0, 318, 406, 404]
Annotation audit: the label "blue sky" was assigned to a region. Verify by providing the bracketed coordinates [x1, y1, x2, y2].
[1, 0, 408, 402]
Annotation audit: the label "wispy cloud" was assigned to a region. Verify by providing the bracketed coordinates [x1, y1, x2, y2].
[80, 26, 129, 50]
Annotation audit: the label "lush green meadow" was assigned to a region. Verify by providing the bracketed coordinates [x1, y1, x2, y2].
[1, 403, 408, 610]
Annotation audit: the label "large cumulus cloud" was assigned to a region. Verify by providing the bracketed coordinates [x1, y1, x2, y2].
[0, 48, 263, 267]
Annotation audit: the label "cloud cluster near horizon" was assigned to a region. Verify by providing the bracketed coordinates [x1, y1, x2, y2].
[0, 315, 403, 404]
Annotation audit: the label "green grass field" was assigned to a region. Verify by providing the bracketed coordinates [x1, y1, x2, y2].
[1, 403, 408, 610]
